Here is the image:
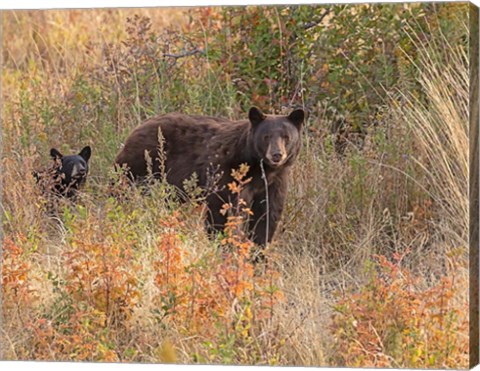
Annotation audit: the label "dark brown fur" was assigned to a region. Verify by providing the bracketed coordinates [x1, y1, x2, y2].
[115, 107, 304, 246]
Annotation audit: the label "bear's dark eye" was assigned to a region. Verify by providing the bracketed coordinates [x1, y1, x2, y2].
[283, 135, 290, 144]
[263, 135, 271, 142]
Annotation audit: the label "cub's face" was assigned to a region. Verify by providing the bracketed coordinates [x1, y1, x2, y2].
[50, 146, 91, 185]
[249, 107, 305, 168]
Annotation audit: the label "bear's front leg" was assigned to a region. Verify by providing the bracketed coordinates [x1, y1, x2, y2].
[205, 192, 228, 237]
[249, 174, 288, 247]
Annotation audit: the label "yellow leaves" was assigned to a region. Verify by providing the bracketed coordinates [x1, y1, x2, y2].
[98, 346, 118, 362]
[38, 132, 48, 143]
[157, 339, 177, 363]
[231, 163, 250, 182]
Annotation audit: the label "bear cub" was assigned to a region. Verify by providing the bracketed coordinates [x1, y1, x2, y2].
[34, 146, 92, 199]
[115, 107, 304, 247]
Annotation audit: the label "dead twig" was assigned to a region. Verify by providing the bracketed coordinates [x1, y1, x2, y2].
[162, 48, 204, 63]
[303, 8, 331, 31]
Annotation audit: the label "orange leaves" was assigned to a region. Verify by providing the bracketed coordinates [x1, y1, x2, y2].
[227, 182, 242, 194]
[230, 164, 252, 192]
[150, 165, 285, 351]
[2, 237, 30, 288]
[153, 215, 190, 318]
[29, 304, 118, 362]
[20, 214, 142, 362]
[331, 253, 468, 368]
[64, 238, 140, 321]
[2, 236, 37, 310]
[3, 164, 286, 363]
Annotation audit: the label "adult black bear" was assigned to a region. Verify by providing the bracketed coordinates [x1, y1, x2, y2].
[34, 146, 91, 199]
[115, 107, 304, 246]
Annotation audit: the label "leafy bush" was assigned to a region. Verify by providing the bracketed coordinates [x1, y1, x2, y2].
[331, 253, 468, 368]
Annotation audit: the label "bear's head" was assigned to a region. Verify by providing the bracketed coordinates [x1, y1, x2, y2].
[249, 106, 305, 168]
[49, 146, 92, 187]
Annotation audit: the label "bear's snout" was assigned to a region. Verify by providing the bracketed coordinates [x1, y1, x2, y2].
[265, 138, 288, 166]
[71, 164, 87, 179]
[271, 152, 283, 163]
[265, 150, 287, 166]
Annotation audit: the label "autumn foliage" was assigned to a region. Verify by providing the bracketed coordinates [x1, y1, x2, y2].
[2, 165, 286, 364]
[1, 4, 471, 367]
[331, 253, 468, 368]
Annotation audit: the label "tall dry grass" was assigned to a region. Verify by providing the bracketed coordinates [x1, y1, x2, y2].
[399, 27, 469, 248]
[274, 23, 470, 368]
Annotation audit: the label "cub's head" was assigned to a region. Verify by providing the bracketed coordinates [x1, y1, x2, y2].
[249, 106, 305, 168]
[50, 146, 91, 186]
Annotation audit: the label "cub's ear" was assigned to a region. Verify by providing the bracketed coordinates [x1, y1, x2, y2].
[79, 146, 92, 162]
[288, 109, 305, 129]
[50, 148, 63, 160]
[249, 106, 266, 127]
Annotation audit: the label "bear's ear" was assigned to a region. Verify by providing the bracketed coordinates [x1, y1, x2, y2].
[287, 109, 305, 129]
[50, 148, 63, 160]
[249, 106, 266, 127]
[79, 146, 92, 162]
